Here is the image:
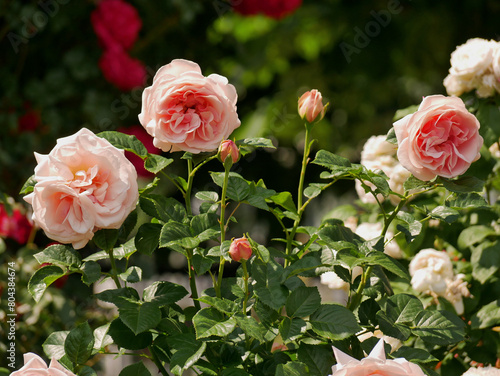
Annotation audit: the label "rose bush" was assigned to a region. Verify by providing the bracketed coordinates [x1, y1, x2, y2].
[24, 128, 138, 249]
[394, 95, 483, 181]
[139, 59, 240, 153]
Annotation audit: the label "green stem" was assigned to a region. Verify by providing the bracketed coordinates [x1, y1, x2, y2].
[148, 346, 169, 376]
[107, 249, 121, 289]
[160, 170, 186, 195]
[186, 159, 194, 215]
[216, 163, 231, 298]
[242, 261, 249, 315]
[187, 249, 201, 310]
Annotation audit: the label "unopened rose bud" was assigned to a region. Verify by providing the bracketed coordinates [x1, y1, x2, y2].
[298, 89, 326, 123]
[229, 237, 252, 262]
[218, 139, 239, 164]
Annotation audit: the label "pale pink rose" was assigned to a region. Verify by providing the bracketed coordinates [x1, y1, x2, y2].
[449, 38, 495, 80]
[394, 95, 483, 181]
[229, 237, 252, 262]
[11, 353, 76, 376]
[24, 128, 138, 249]
[139, 59, 240, 153]
[298, 89, 326, 123]
[330, 338, 425, 375]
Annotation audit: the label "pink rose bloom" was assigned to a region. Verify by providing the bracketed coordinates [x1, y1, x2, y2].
[298, 89, 326, 123]
[11, 353, 76, 376]
[233, 0, 302, 19]
[229, 237, 252, 262]
[394, 95, 483, 181]
[330, 339, 426, 376]
[219, 139, 239, 164]
[99, 47, 146, 91]
[139, 59, 240, 153]
[91, 0, 142, 50]
[24, 128, 138, 249]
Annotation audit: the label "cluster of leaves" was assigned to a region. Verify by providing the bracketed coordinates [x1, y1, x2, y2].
[18, 128, 500, 376]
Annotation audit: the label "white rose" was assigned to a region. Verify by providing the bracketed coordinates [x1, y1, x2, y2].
[450, 38, 495, 80]
[462, 366, 500, 376]
[320, 271, 350, 306]
[388, 163, 412, 205]
[444, 273, 471, 315]
[409, 249, 454, 295]
[361, 135, 397, 165]
[443, 73, 472, 97]
[476, 73, 500, 98]
[492, 43, 500, 81]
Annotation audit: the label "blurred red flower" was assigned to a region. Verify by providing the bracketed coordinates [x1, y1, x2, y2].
[233, 0, 302, 19]
[0, 205, 33, 244]
[99, 47, 146, 91]
[18, 103, 41, 132]
[91, 0, 142, 50]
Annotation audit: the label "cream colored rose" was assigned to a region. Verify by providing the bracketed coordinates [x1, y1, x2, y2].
[361, 135, 398, 165]
[24, 128, 138, 249]
[409, 248, 454, 295]
[11, 353, 76, 376]
[449, 38, 495, 80]
[493, 44, 500, 80]
[443, 73, 472, 97]
[476, 73, 500, 98]
[443, 273, 471, 315]
[139, 59, 240, 153]
[330, 339, 426, 376]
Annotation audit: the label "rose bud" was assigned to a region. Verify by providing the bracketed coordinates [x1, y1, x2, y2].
[298, 89, 326, 123]
[229, 237, 252, 262]
[218, 139, 239, 165]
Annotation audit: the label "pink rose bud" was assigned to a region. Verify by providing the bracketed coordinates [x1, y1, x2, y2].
[219, 140, 239, 164]
[298, 89, 326, 123]
[229, 237, 252, 262]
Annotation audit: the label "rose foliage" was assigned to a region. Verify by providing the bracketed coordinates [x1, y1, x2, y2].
[9, 56, 500, 376]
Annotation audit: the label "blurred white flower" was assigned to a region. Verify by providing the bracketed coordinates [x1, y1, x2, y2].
[361, 136, 398, 166]
[443, 273, 471, 315]
[320, 271, 350, 306]
[462, 366, 500, 376]
[355, 222, 404, 259]
[476, 73, 500, 98]
[409, 249, 454, 295]
[443, 73, 471, 97]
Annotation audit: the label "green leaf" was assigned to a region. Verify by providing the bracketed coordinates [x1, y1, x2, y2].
[286, 286, 321, 318]
[269, 192, 297, 214]
[95, 287, 140, 305]
[279, 317, 307, 342]
[195, 191, 219, 202]
[236, 137, 275, 149]
[393, 104, 419, 121]
[359, 252, 410, 281]
[20, 175, 37, 195]
[135, 223, 162, 255]
[391, 346, 439, 364]
[79, 366, 97, 376]
[93, 324, 113, 351]
[412, 310, 465, 345]
[457, 226, 497, 250]
[309, 304, 362, 340]
[197, 296, 238, 315]
[252, 260, 288, 310]
[119, 266, 142, 283]
[142, 281, 189, 307]
[475, 101, 500, 147]
[377, 294, 423, 341]
[193, 308, 236, 339]
[429, 206, 459, 224]
[386, 127, 398, 145]
[119, 362, 152, 376]
[166, 334, 207, 376]
[446, 192, 487, 209]
[108, 318, 153, 350]
[403, 175, 429, 191]
[312, 150, 352, 169]
[97, 131, 148, 157]
[471, 240, 500, 283]
[28, 265, 66, 302]
[117, 299, 162, 334]
[470, 300, 500, 329]
[144, 154, 173, 174]
[234, 314, 267, 342]
[93, 229, 119, 250]
[43, 331, 69, 360]
[440, 176, 484, 193]
[275, 362, 309, 376]
[191, 213, 219, 237]
[81, 261, 101, 285]
[304, 183, 328, 199]
[140, 195, 187, 223]
[396, 212, 423, 243]
[83, 240, 136, 261]
[297, 344, 335, 376]
[34, 244, 82, 267]
[226, 176, 251, 202]
[65, 322, 94, 364]
[160, 222, 199, 249]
